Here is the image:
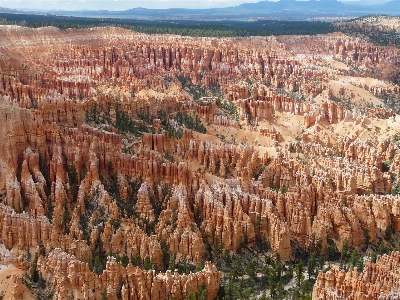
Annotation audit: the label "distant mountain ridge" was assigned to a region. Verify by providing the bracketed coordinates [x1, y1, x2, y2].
[2, 0, 400, 20]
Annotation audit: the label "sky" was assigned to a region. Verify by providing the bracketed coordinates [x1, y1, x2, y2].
[0, 0, 390, 11]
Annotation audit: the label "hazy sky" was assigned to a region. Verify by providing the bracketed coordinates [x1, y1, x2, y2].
[1, 0, 390, 11]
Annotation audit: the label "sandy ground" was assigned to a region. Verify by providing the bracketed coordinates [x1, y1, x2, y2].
[0, 264, 35, 299]
[325, 79, 384, 107]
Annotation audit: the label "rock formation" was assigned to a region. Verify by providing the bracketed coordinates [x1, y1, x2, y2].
[0, 24, 400, 299]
